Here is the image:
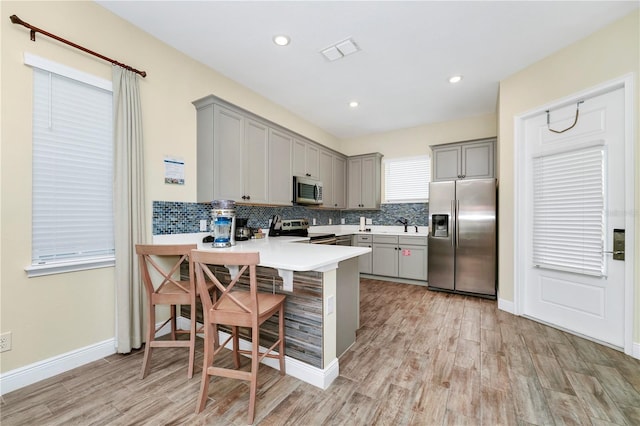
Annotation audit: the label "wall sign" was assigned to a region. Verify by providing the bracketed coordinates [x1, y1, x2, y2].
[164, 156, 184, 185]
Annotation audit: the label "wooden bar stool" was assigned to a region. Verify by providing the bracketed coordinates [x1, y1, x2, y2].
[136, 244, 212, 379]
[191, 250, 286, 424]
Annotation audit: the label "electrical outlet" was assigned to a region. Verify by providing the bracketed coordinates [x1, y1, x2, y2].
[0, 332, 12, 352]
[199, 219, 208, 232]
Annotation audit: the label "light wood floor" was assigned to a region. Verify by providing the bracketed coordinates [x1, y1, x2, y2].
[2, 278, 639, 425]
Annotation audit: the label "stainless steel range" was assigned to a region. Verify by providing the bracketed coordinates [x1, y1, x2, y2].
[268, 215, 336, 243]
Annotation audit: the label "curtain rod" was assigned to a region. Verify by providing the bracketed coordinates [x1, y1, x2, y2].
[9, 14, 147, 78]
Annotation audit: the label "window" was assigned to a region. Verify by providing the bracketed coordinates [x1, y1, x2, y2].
[25, 54, 114, 277]
[384, 155, 431, 203]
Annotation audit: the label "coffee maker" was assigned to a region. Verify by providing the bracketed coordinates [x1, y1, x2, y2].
[211, 200, 236, 247]
[235, 218, 251, 241]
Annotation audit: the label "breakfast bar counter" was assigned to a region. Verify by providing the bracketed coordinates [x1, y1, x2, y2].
[152, 232, 370, 389]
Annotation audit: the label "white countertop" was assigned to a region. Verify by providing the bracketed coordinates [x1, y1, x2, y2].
[152, 232, 371, 273]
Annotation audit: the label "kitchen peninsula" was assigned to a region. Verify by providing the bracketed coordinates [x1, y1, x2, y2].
[152, 233, 370, 389]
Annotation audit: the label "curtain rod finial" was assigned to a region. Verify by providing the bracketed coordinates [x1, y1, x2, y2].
[10, 14, 24, 25]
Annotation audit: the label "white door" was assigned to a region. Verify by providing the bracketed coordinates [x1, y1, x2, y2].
[522, 87, 625, 348]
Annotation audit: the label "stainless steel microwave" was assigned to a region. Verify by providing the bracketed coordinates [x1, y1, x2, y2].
[294, 176, 323, 205]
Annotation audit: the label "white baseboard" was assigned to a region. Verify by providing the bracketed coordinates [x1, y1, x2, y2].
[633, 342, 640, 360]
[0, 319, 175, 396]
[0, 338, 116, 396]
[498, 298, 515, 314]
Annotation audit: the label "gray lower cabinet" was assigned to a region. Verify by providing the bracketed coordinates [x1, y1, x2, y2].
[354, 235, 373, 274]
[431, 138, 495, 181]
[371, 235, 428, 281]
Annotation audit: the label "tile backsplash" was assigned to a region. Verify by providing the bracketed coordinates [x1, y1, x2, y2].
[153, 201, 428, 235]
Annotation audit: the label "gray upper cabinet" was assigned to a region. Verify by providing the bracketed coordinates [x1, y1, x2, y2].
[319, 150, 334, 206]
[212, 104, 244, 202]
[347, 153, 382, 209]
[292, 138, 319, 179]
[332, 156, 346, 209]
[244, 118, 269, 204]
[431, 138, 495, 181]
[319, 149, 347, 209]
[194, 96, 292, 205]
[268, 129, 293, 205]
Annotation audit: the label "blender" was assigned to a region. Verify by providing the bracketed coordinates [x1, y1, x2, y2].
[211, 200, 236, 247]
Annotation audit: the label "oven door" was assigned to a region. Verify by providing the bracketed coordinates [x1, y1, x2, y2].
[309, 237, 337, 245]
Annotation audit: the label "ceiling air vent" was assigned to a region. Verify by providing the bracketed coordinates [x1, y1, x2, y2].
[321, 38, 360, 62]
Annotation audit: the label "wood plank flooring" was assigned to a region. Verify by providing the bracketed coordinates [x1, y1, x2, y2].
[2, 278, 639, 425]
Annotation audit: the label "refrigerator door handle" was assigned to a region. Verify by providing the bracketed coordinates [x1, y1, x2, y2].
[455, 200, 460, 248]
[451, 200, 456, 247]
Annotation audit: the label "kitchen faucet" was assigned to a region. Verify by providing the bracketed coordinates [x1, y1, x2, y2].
[396, 217, 408, 233]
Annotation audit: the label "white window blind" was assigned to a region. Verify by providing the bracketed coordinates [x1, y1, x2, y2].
[384, 155, 430, 203]
[31, 67, 114, 267]
[532, 146, 605, 276]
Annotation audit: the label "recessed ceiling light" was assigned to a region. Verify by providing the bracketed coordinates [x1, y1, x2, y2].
[273, 35, 290, 46]
[449, 75, 463, 84]
[349, 101, 359, 108]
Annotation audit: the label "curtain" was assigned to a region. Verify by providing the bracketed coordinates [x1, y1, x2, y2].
[113, 66, 146, 353]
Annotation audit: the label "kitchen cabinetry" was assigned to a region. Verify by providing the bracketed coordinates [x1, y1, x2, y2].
[244, 118, 269, 204]
[293, 138, 320, 179]
[319, 149, 347, 209]
[194, 96, 292, 205]
[347, 153, 382, 209]
[354, 235, 373, 274]
[371, 235, 428, 281]
[268, 129, 293, 205]
[431, 138, 495, 181]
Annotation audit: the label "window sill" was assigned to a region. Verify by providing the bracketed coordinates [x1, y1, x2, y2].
[25, 257, 115, 278]
[382, 200, 429, 204]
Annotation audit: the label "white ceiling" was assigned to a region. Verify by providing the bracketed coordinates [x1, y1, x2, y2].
[96, 1, 638, 139]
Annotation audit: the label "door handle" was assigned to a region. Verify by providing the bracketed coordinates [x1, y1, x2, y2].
[455, 200, 460, 248]
[607, 229, 625, 260]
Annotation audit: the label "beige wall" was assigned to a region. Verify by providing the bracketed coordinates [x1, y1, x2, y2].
[0, 1, 338, 373]
[340, 113, 497, 158]
[498, 11, 639, 340]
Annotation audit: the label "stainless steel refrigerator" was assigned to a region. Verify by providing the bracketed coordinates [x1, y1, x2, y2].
[428, 178, 497, 298]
